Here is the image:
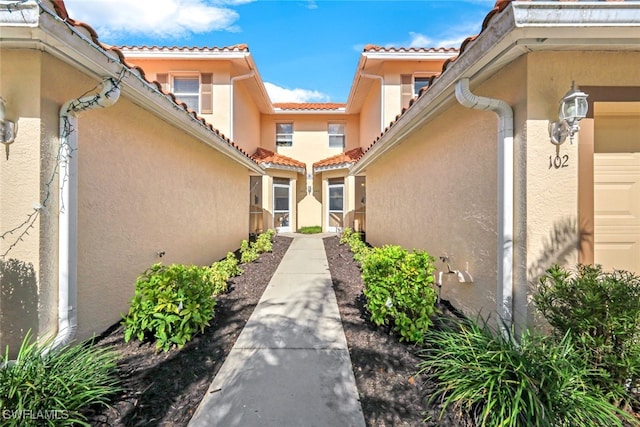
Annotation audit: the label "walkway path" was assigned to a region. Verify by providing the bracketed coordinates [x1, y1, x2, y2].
[188, 233, 366, 427]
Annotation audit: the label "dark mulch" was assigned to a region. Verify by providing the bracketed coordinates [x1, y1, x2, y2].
[323, 235, 469, 427]
[86, 236, 293, 427]
[87, 234, 469, 426]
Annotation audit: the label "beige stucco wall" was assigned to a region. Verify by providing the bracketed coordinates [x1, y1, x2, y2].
[363, 50, 640, 328]
[524, 51, 640, 324]
[122, 58, 233, 137]
[2, 51, 252, 348]
[260, 113, 358, 229]
[364, 57, 527, 324]
[233, 81, 261, 154]
[359, 80, 382, 149]
[0, 50, 59, 356]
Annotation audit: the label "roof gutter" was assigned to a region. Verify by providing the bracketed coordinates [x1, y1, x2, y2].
[52, 77, 121, 350]
[455, 78, 513, 333]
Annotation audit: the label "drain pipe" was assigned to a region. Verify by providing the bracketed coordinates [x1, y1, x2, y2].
[359, 72, 385, 132]
[229, 71, 255, 141]
[52, 77, 120, 350]
[455, 78, 514, 333]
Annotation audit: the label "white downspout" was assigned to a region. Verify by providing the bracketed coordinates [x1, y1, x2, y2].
[229, 71, 255, 141]
[455, 78, 514, 332]
[52, 77, 120, 350]
[359, 72, 385, 132]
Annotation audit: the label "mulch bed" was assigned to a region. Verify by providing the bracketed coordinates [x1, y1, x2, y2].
[86, 236, 293, 427]
[87, 234, 467, 426]
[323, 235, 468, 427]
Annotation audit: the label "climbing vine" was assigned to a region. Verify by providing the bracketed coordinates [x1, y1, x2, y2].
[0, 74, 123, 259]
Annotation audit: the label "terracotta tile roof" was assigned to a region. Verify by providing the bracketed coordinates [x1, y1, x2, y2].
[313, 147, 364, 171]
[358, 0, 515, 161]
[273, 103, 346, 111]
[118, 45, 249, 53]
[48, 1, 257, 166]
[251, 148, 306, 171]
[363, 45, 459, 54]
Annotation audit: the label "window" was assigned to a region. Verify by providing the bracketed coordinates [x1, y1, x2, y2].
[155, 73, 213, 114]
[401, 74, 432, 108]
[328, 123, 345, 148]
[276, 123, 293, 147]
[414, 77, 431, 95]
[173, 76, 200, 112]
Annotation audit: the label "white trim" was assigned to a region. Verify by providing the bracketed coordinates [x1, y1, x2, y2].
[273, 181, 292, 232]
[326, 181, 345, 233]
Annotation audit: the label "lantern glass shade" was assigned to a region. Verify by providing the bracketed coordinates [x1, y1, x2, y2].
[558, 83, 589, 125]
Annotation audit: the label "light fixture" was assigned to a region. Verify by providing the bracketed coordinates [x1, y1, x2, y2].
[549, 81, 589, 145]
[0, 97, 17, 160]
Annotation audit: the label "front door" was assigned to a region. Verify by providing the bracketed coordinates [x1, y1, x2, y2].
[327, 181, 344, 233]
[273, 180, 291, 232]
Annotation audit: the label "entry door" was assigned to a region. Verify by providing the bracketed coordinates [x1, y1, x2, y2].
[327, 182, 344, 233]
[273, 181, 291, 232]
[594, 153, 640, 273]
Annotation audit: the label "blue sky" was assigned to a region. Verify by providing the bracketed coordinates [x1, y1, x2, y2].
[65, 0, 495, 103]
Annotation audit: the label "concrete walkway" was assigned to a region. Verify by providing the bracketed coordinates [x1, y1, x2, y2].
[188, 233, 366, 427]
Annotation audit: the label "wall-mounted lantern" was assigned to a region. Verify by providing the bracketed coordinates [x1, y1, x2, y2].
[0, 97, 17, 160]
[549, 81, 589, 145]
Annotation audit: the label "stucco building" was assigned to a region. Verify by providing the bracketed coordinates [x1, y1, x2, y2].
[1, 0, 639, 353]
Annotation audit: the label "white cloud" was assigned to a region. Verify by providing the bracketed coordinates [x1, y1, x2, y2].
[264, 82, 330, 103]
[64, 0, 246, 40]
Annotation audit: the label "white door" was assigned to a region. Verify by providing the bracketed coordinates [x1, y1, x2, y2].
[327, 182, 344, 233]
[273, 182, 291, 232]
[594, 153, 640, 273]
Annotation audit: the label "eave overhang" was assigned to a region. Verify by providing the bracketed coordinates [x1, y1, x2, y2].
[350, 0, 640, 176]
[0, 0, 265, 175]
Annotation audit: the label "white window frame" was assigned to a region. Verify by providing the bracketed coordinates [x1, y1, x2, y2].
[413, 76, 431, 96]
[328, 123, 345, 148]
[276, 122, 293, 147]
[172, 73, 200, 113]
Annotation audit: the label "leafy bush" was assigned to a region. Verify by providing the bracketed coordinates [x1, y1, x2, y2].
[361, 245, 436, 344]
[298, 226, 322, 234]
[339, 227, 371, 264]
[418, 318, 631, 427]
[0, 331, 119, 426]
[239, 239, 259, 264]
[253, 231, 273, 253]
[205, 253, 242, 296]
[534, 264, 640, 398]
[240, 230, 275, 263]
[122, 263, 217, 351]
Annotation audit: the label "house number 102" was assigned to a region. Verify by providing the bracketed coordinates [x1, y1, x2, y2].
[549, 154, 569, 169]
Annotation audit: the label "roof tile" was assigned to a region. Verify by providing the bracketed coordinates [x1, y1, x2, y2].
[273, 103, 346, 111]
[48, 1, 257, 165]
[313, 147, 364, 170]
[251, 147, 306, 170]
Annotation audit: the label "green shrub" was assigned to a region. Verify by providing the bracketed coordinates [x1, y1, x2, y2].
[239, 239, 259, 264]
[298, 226, 322, 234]
[339, 227, 371, 265]
[122, 263, 217, 351]
[534, 264, 640, 399]
[206, 252, 242, 296]
[418, 318, 631, 427]
[0, 331, 119, 427]
[253, 231, 273, 253]
[361, 245, 436, 344]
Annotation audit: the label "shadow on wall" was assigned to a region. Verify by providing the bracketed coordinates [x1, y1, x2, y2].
[0, 258, 38, 359]
[527, 217, 580, 285]
[526, 217, 579, 326]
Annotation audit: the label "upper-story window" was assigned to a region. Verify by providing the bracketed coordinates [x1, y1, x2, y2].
[414, 77, 431, 95]
[173, 76, 199, 112]
[401, 74, 433, 108]
[276, 123, 293, 147]
[155, 73, 213, 115]
[328, 123, 345, 148]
